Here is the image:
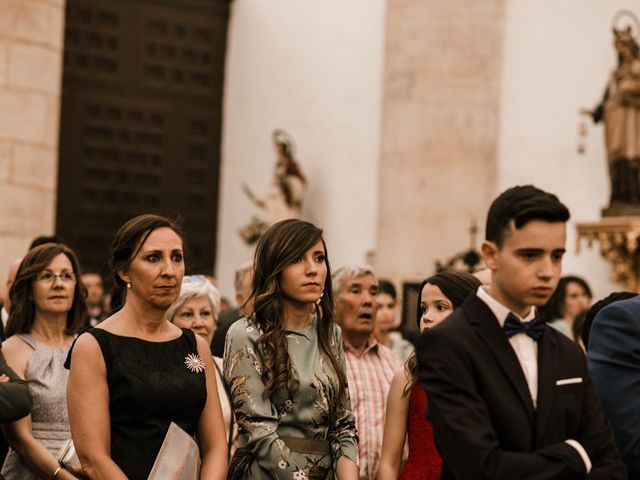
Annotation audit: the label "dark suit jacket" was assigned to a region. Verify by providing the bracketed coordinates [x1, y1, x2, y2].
[211, 308, 241, 357]
[588, 296, 640, 478]
[418, 294, 625, 479]
[0, 349, 30, 423]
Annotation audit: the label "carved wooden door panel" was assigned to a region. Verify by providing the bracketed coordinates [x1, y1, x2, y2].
[57, 0, 229, 276]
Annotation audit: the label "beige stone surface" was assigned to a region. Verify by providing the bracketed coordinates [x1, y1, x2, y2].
[8, 43, 62, 94]
[377, 0, 504, 284]
[0, 90, 49, 144]
[0, 183, 51, 233]
[0, 141, 11, 182]
[13, 143, 57, 189]
[42, 94, 61, 147]
[0, 233, 30, 292]
[0, 0, 63, 265]
[0, 0, 65, 49]
[0, 40, 8, 85]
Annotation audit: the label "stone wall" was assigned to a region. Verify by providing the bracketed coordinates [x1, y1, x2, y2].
[216, 0, 386, 297]
[376, 0, 504, 284]
[0, 0, 65, 277]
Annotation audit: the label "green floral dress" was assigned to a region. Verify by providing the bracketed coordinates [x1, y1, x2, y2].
[223, 317, 358, 479]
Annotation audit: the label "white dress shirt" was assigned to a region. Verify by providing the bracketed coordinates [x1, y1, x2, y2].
[476, 286, 592, 473]
[477, 286, 539, 406]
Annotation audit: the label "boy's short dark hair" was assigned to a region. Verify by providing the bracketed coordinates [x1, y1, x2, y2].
[486, 185, 570, 247]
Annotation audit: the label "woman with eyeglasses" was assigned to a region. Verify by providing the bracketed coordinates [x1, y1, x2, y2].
[166, 275, 237, 455]
[66, 214, 228, 480]
[1, 243, 86, 480]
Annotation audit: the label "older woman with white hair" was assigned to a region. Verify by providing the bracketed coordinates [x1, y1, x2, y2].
[166, 275, 236, 454]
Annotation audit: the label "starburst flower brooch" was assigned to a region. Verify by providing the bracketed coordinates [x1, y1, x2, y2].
[184, 353, 205, 373]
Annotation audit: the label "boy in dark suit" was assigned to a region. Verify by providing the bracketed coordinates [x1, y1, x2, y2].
[418, 185, 625, 479]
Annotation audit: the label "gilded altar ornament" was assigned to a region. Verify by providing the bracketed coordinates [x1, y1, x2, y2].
[576, 217, 640, 292]
[184, 353, 205, 373]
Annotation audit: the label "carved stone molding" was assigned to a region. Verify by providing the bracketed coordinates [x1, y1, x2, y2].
[576, 217, 640, 292]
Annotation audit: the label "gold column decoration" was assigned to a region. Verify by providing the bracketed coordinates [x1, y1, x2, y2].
[576, 217, 640, 292]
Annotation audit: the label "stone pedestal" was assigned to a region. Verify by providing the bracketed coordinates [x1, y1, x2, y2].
[576, 217, 640, 292]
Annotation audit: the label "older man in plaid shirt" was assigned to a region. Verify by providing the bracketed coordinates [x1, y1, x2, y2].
[333, 266, 401, 480]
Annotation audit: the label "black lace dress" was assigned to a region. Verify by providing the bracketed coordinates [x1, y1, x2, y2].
[86, 328, 207, 479]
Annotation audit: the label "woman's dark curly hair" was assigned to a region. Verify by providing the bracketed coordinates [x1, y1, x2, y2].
[250, 218, 346, 401]
[8, 243, 87, 337]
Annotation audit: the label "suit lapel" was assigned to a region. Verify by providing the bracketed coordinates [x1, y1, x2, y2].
[465, 296, 535, 422]
[534, 327, 558, 445]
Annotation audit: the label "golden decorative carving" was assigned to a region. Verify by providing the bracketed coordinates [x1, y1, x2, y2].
[576, 217, 640, 292]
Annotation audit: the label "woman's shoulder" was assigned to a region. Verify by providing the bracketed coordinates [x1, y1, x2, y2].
[1, 335, 33, 376]
[227, 317, 261, 341]
[2, 334, 30, 352]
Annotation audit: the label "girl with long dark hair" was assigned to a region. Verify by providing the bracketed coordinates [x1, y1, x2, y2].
[378, 271, 480, 480]
[224, 219, 358, 479]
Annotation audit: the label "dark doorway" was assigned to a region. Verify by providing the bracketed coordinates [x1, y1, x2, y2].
[57, 0, 229, 278]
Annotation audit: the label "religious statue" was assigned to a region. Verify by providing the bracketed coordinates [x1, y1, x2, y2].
[584, 11, 640, 215]
[239, 129, 307, 244]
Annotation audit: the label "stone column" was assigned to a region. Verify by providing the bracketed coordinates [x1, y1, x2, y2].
[0, 0, 65, 274]
[376, 0, 504, 288]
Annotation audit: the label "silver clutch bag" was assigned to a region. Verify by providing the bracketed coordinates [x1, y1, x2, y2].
[56, 439, 81, 471]
[147, 422, 201, 480]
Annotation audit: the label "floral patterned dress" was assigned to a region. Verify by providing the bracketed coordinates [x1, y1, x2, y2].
[224, 317, 358, 479]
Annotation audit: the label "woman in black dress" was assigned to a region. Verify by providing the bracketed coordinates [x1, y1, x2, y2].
[66, 214, 228, 479]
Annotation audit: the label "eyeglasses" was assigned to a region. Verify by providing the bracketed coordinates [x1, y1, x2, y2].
[36, 271, 76, 284]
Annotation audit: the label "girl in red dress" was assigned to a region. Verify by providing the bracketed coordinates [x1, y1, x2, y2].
[377, 271, 481, 480]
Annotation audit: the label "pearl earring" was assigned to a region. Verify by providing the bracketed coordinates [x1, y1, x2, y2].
[126, 282, 132, 289]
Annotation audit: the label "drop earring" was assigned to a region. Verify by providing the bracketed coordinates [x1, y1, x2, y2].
[316, 291, 324, 305]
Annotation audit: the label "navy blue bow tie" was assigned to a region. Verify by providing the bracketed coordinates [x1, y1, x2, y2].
[503, 312, 545, 340]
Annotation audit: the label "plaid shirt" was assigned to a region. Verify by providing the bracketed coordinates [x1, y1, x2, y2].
[344, 336, 401, 480]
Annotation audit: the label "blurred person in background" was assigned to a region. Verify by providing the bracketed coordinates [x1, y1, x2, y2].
[545, 276, 592, 340]
[333, 265, 401, 480]
[81, 273, 107, 327]
[373, 280, 413, 363]
[0, 259, 22, 340]
[211, 261, 254, 357]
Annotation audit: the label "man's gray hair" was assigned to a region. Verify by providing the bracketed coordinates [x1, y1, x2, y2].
[234, 260, 254, 294]
[332, 265, 376, 298]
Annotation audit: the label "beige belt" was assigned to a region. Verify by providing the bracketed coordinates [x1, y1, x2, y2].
[280, 436, 331, 455]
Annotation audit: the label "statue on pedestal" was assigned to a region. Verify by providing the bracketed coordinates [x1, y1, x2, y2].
[584, 11, 640, 216]
[239, 130, 307, 245]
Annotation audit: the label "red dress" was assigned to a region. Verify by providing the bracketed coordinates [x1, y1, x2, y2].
[399, 384, 442, 480]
